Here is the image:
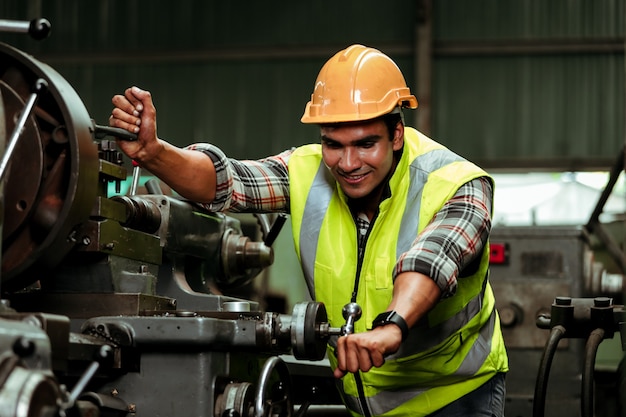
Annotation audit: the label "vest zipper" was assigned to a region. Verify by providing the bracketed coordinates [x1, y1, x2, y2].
[350, 211, 377, 303]
[350, 212, 378, 417]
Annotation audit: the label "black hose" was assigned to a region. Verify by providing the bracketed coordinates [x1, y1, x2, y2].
[533, 325, 566, 417]
[582, 328, 605, 417]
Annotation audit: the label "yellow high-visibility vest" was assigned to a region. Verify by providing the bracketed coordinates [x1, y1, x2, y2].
[288, 127, 508, 416]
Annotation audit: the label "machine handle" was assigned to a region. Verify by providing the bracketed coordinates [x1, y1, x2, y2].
[263, 213, 287, 247]
[341, 302, 362, 336]
[60, 345, 113, 415]
[0, 18, 51, 40]
[92, 122, 138, 141]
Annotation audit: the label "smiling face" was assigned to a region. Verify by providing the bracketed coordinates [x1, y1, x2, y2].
[320, 118, 404, 216]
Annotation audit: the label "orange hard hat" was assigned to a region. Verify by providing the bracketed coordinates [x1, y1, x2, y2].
[301, 44, 418, 124]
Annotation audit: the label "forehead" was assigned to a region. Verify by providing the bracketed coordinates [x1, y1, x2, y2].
[320, 118, 388, 141]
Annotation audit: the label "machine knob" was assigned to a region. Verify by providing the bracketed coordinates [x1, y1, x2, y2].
[499, 303, 524, 328]
[341, 302, 362, 335]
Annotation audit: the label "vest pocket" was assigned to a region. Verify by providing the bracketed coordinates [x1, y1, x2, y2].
[313, 261, 351, 327]
[373, 256, 391, 289]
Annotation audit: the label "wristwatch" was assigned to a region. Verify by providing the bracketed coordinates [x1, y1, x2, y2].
[371, 311, 409, 341]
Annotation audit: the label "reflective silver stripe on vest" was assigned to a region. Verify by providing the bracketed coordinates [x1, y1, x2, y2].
[388, 148, 473, 358]
[299, 163, 335, 298]
[301, 148, 468, 338]
[341, 308, 497, 416]
[396, 149, 465, 258]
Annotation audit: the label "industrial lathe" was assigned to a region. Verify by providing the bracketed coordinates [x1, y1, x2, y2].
[0, 18, 351, 417]
[1, 17, 626, 417]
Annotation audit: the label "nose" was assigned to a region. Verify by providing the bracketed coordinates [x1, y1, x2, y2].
[338, 146, 360, 172]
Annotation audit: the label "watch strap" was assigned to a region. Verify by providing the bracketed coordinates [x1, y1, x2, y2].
[371, 310, 409, 341]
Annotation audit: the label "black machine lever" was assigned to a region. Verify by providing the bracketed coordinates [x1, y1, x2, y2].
[92, 122, 138, 141]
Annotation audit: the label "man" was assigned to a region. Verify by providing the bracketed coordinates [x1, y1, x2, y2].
[110, 44, 508, 417]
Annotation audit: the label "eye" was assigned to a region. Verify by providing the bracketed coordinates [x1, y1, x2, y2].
[323, 140, 341, 149]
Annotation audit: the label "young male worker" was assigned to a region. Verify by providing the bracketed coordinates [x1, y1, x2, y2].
[110, 44, 508, 417]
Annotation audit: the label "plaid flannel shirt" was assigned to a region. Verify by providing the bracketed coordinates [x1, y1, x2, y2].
[187, 143, 492, 298]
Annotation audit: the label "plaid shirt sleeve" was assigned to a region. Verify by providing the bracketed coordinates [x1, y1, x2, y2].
[393, 176, 493, 298]
[185, 143, 292, 213]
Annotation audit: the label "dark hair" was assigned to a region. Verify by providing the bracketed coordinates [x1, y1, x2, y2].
[381, 112, 403, 140]
[319, 110, 403, 140]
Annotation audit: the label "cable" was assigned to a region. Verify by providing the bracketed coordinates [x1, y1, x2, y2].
[582, 328, 605, 417]
[533, 325, 566, 417]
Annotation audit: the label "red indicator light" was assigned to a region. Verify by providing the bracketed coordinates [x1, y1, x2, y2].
[490, 243, 508, 264]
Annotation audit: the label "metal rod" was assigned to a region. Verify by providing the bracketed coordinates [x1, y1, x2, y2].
[129, 161, 141, 195]
[591, 223, 626, 274]
[0, 19, 51, 40]
[586, 145, 625, 227]
[66, 361, 99, 406]
[0, 20, 30, 33]
[0, 78, 48, 183]
[585, 145, 626, 273]
[64, 345, 112, 410]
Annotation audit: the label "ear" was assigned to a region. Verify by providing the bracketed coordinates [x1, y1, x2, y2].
[392, 123, 404, 151]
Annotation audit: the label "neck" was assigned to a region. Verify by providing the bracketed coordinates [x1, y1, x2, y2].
[349, 190, 383, 221]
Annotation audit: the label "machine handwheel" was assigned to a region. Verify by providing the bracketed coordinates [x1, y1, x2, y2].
[254, 356, 293, 417]
[290, 302, 328, 361]
[215, 382, 255, 417]
[0, 42, 99, 291]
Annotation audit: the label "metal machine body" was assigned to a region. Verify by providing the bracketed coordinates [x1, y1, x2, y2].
[490, 225, 625, 417]
[0, 17, 624, 417]
[0, 21, 348, 417]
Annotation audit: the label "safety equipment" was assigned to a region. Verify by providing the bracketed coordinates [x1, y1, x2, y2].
[301, 44, 418, 124]
[287, 128, 508, 416]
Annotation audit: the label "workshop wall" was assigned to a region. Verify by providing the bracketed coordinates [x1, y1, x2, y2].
[1, 0, 623, 170]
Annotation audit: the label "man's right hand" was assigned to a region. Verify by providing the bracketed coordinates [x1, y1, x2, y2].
[109, 86, 218, 203]
[110, 86, 163, 164]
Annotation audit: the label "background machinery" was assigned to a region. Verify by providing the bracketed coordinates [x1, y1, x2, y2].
[489, 148, 626, 417]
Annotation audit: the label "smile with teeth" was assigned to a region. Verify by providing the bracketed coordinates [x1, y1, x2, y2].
[340, 171, 369, 184]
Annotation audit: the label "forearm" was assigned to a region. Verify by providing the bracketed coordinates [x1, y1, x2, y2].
[394, 177, 492, 297]
[333, 271, 441, 377]
[110, 86, 218, 203]
[387, 271, 441, 328]
[138, 139, 217, 203]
